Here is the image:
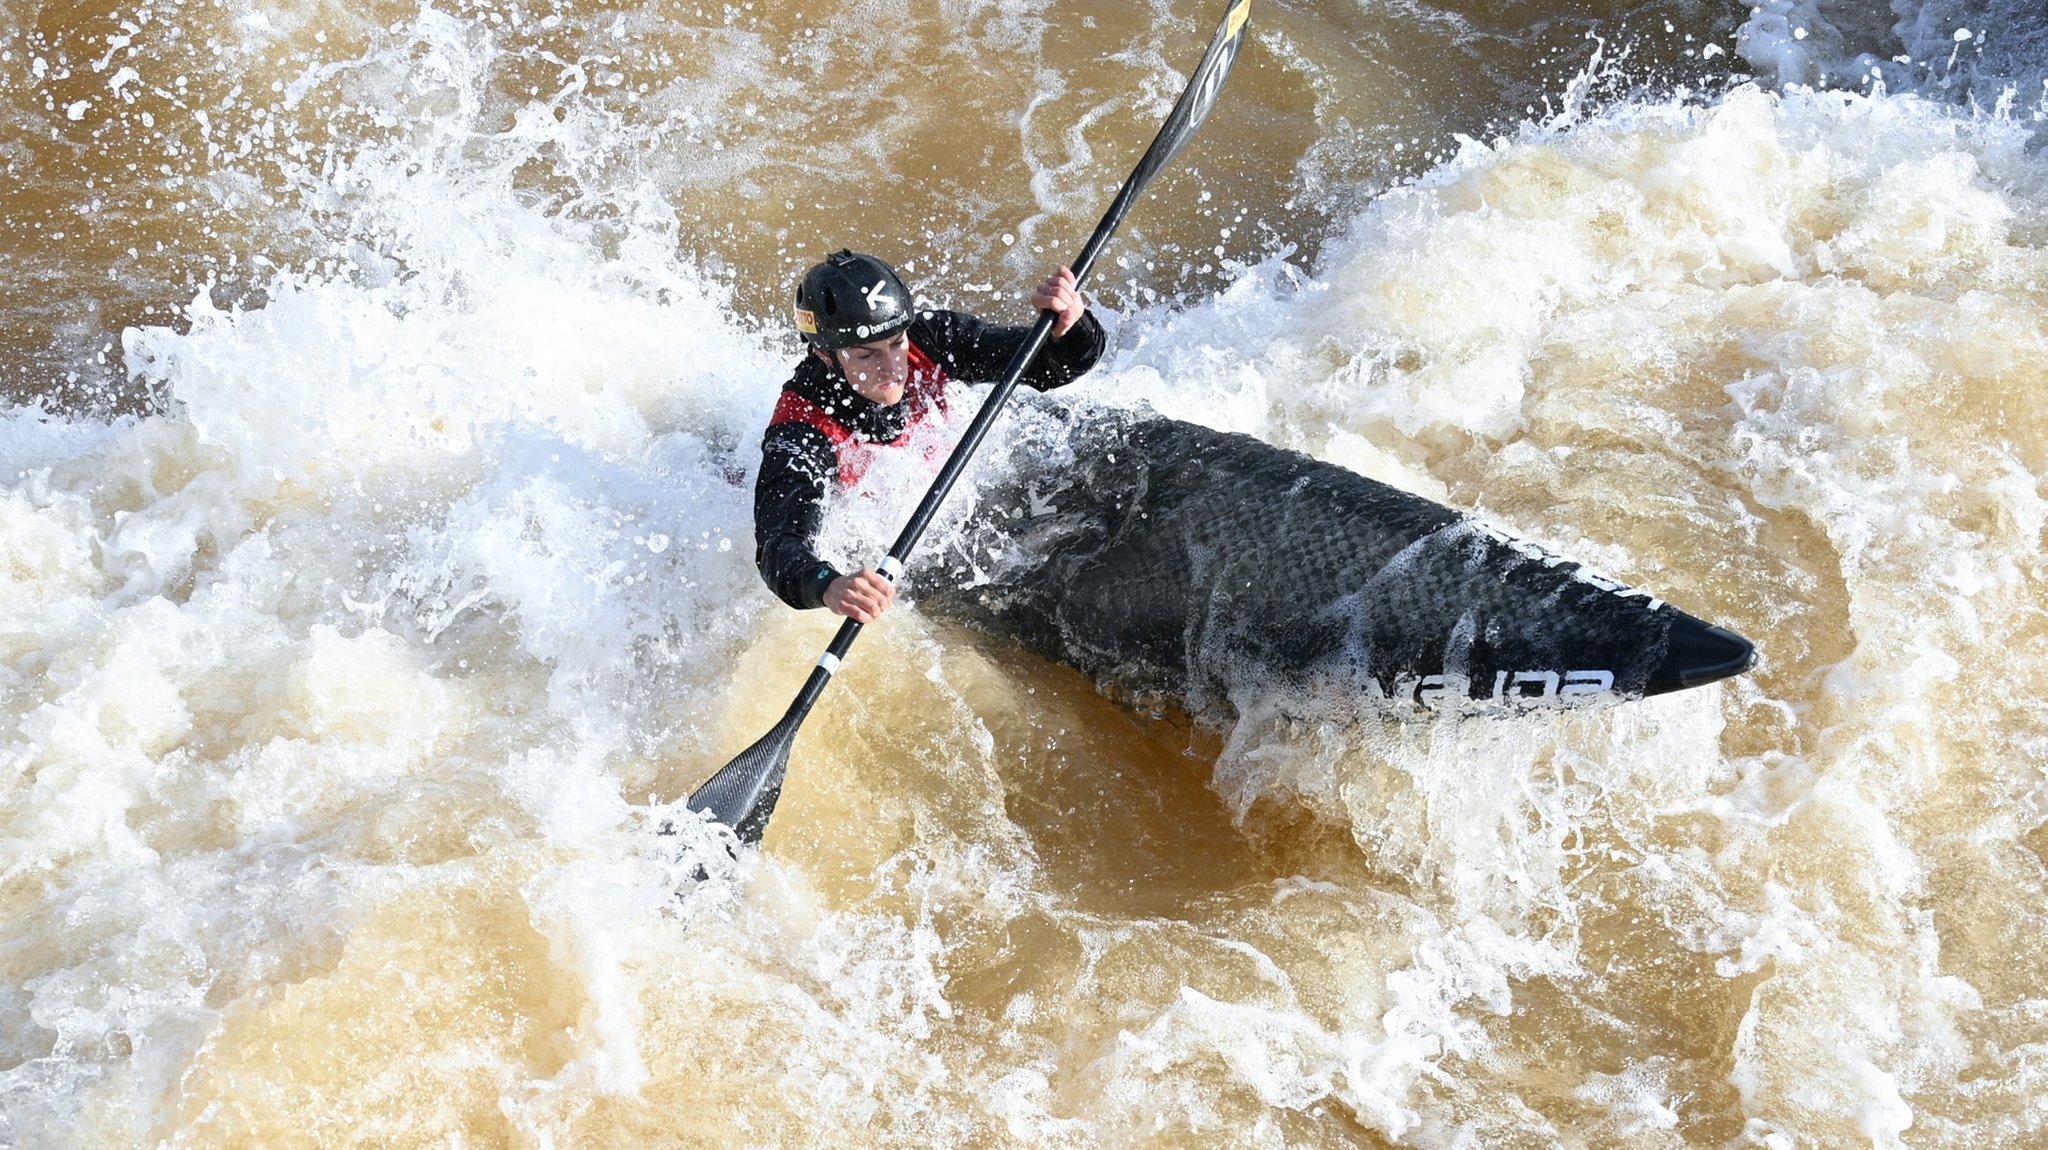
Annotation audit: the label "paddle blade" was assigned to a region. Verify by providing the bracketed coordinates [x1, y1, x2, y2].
[688, 711, 802, 846]
[1127, 0, 1252, 199]
[1067, 0, 1254, 288]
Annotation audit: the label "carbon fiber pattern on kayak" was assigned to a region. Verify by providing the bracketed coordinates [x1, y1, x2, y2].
[919, 405, 1753, 713]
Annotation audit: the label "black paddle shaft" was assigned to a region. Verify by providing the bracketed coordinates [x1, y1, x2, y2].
[689, 0, 1254, 844]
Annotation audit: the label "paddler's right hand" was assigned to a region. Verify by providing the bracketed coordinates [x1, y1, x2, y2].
[823, 567, 897, 623]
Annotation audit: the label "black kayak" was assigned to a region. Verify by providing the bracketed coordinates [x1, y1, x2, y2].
[917, 403, 1755, 715]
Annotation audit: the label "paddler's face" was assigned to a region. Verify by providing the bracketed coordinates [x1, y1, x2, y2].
[819, 332, 910, 406]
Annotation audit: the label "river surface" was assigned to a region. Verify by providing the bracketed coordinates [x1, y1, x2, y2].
[4, 1, 2048, 1146]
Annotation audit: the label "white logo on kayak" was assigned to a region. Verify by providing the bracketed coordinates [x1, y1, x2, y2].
[1369, 669, 1617, 709]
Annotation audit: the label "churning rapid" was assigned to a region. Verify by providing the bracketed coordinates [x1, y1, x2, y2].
[4, 1, 2047, 1146]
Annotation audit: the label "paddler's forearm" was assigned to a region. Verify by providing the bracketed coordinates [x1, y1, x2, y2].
[757, 538, 839, 610]
[753, 428, 839, 610]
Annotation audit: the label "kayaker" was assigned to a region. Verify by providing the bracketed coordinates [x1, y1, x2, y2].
[753, 249, 1106, 623]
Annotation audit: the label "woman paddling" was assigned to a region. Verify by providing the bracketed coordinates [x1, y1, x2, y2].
[752, 249, 1107, 622]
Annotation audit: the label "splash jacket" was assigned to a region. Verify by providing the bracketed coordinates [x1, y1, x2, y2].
[755, 307, 1107, 609]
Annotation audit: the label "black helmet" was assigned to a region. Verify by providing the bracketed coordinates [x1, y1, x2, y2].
[794, 250, 913, 350]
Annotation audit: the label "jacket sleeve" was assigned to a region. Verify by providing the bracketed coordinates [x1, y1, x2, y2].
[753, 422, 842, 610]
[916, 308, 1107, 391]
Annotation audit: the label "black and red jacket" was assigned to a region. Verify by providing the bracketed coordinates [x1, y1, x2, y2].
[754, 307, 1107, 609]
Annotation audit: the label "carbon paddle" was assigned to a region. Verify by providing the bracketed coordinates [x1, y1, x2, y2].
[689, 0, 1255, 846]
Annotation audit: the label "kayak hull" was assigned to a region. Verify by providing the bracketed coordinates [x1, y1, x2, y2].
[919, 405, 1755, 714]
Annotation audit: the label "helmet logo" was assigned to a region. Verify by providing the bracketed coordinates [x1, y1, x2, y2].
[862, 279, 896, 313]
[794, 307, 818, 334]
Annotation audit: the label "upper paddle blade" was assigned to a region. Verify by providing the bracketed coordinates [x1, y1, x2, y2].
[688, 711, 801, 846]
[1067, 0, 1254, 289]
[1124, 0, 1253, 201]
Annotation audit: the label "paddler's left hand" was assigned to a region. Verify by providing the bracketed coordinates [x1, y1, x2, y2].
[1031, 266, 1086, 338]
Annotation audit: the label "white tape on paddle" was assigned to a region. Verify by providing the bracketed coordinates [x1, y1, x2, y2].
[878, 556, 905, 582]
[817, 653, 841, 675]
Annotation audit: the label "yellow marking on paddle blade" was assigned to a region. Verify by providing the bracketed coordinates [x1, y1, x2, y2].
[1225, 0, 1251, 41]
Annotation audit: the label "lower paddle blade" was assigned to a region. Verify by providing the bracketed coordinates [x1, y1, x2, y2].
[688, 713, 801, 845]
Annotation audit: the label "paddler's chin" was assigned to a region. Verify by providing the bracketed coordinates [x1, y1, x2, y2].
[852, 377, 905, 406]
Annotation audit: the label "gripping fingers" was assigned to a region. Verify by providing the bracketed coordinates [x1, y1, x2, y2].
[1032, 267, 1083, 334]
[826, 568, 897, 623]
